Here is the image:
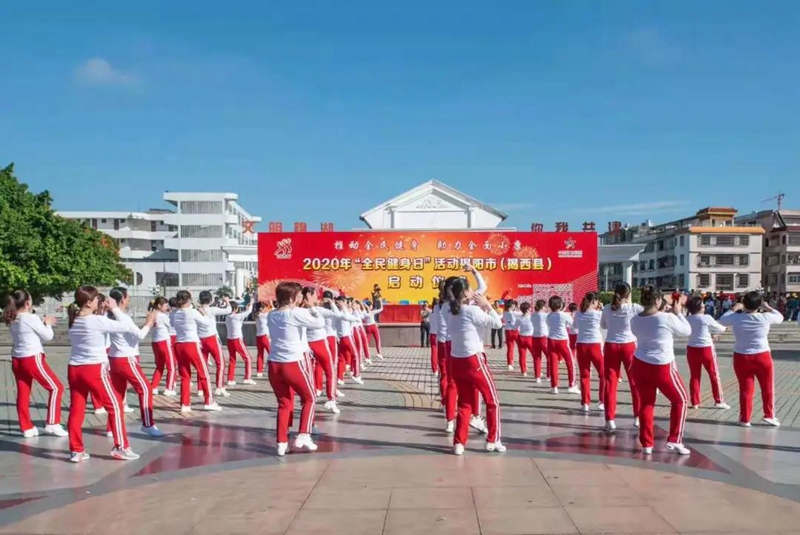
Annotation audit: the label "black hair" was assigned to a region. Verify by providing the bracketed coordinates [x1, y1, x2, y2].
[322, 290, 333, 299]
[175, 290, 192, 307]
[580, 292, 597, 313]
[534, 299, 546, 312]
[548, 295, 563, 312]
[198, 290, 213, 305]
[640, 285, 663, 308]
[2, 290, 30, 325]
[687, 296, 704, 315]
[567, 302, 578, 313]
[519, 302, 531, 314]
[168, 297, 177, 308]
[149, 296, 168, 312]
[742, 291, 762, 311]
[611, 282, 631, 311]
[447, 277, 468, 315]
[109, 286, 127, 304]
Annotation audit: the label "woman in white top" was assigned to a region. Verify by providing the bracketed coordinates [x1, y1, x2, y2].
[447, 277, 504, 455]
[352, 301, 372, 365]
[429, 298, 440, 376]
[630, 286, 692, 455]
[600, 282, 643, 432]
[514, 302, 534, 377]
[196, 291, 232, 395]
[531, 300, 549, 382]
[254, 301, 272, 378]
[685, 296, 729, 410]
[3, 290, 66, 438]
[502, 300, 519, 371]
[363, 300, 384, 359]
[334, 297, 365, 385]
[149, 297, 177, 397]
[267, 281, 326, 456]
[574, 292, 605, 412]
[106, 287, 163, 438]
[225, 296, 255, 386]
[719, 291, 784, 427]
[67, 286, 155, 463]
[172, 290, 221, 413]
[302, 288, 342, 413]
[546, 296, 578, 394]
[567, 302, 579, 355]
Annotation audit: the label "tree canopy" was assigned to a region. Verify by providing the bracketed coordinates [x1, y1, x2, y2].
[0, 163, 132, 303]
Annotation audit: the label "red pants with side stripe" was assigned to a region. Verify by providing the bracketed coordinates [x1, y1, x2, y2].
[576, 342, 605, 406]
[686, 345, 723, 405]
[108, 356, 155, 428]
[68, 363, 128, 452]
[516, 335, 532, 374]
[504, 330, 518, 366]
[226, 338, 253, 382]
[531, 336, 547, 379]
[451, 354, 500, 445]
[338, 335, 360, 378]
[175, 342, 213, 406]
[12, 354, 63, 432]
[603, 341, 639, 421]
[439, 341, 480, 421]
[256, 335, 271, 375]
[364, 323, 382, 354]
[733, 351, 774, 422]
[151, 340, 177, 391]
[430, 334, 439, 373]
[268, 359, 316, 443]
[200, 336, 226, 388]
[310, 338, 336, 400]
[547, 339, 575, 388]
[632, 359, 688, 448]
[356, 327, 369, 360]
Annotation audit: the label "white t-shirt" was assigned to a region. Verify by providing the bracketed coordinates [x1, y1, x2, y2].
[515, 314, 534, 336]
[630, 312, 691, 365]
[197, 304, 231, 339]
[546, 311, 573, 341]
[108, 308, 150, 357]
[532, 311, 549, 337]
[719, 309, 784, 354]
[172, 308, 205, 343]
[151, 312, 172, 343]
[575, 310, 603, 344]
[601, 303, 644, 344]
[69, 315, 140, 365]
[686, 314, 726, 348]
[448, 305, 502, 358]
[9, 313, 54, 358]
[502, 311, 518, 331]
[267, 308, 325, 363]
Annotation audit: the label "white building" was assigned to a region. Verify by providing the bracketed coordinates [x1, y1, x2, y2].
[736, 209, 800, 293]
[59, 192, 261, 298]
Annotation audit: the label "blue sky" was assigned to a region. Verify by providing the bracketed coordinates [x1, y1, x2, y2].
[2, 1, 798, 232]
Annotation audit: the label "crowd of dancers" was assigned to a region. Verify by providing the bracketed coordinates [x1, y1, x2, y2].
[2, 268, 789, 461]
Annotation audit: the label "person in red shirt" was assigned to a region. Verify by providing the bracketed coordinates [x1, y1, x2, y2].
[671, 288, 682, 305]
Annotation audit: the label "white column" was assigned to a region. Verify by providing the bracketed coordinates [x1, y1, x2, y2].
[235, 266, 246, 298]
[622, 261, 634, 286]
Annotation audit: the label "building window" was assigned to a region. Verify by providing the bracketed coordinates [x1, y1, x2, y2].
[679, 236, 684, 247]
[788, 274, 800, 284]
[717, 274, 734, 291]
[648, 259, 655, 270]
[698, 234, 749, 247]
[180, 201, 223, 214]
[679, 254, 684, 266]
[789, 236, 800, 246]
[768, 274, 778, 286]
[784, 236, 788, 245]
[180, 249, 225, 262]
[101, 218, 107, 223]
[767, 255, 780, 266]
[737, 274, 749, 288]
[697, 274, 710, 288]
[182, 273, 224, 287]
[787, 254, 800, 265]
[678, 274, 685, 288]
[180, 225, 224, 238]
[639, 261, 646, 271]
[156, 272, 179, 287]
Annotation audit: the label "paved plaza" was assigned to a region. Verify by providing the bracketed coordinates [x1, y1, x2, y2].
[1, 343, 800, 534]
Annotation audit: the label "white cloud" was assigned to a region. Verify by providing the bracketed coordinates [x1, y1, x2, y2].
[625, 28, 681, 65]
[73, 58, 140, 88]
[571, 200, 690, 216]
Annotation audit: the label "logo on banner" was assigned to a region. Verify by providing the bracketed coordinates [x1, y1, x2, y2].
[274, 238, 293, 259]
[558, 238, 583, 258]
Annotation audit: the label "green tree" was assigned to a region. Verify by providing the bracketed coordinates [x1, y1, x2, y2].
[0, 163, 132, 304]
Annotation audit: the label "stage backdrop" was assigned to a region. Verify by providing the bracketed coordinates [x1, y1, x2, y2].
[258, 231, 598, 305]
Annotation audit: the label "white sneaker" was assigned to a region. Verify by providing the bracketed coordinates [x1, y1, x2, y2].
[111, 447, 140, 461]
[152, 388, 159, 396]
[203, 403, 222, 412]
[365, 359, 373, 366]
[345, 365, 351, 371]
[376, 353, 384, 360]
[180, 405, 192, 414]
[293, 433, 318, 451]
[337, 379, 345, 386]
[141, 425, 164, 437]
[666, 442, 691, 455]
[633, 417, 640, 428]
[535, 377, 541, 384]
[763, 417, 781, 427]
[351, 376, 364, 385]
[242, 379, 256, 386]
[227, 381, 237, 387]
[43, 424, 68, 437]
[70, 452, 90, 463]
[642, 447, 653, 455]
[163, 389, 177, 397]
[106, 431, 113, 438]
[336, 390, 345, 398]
[618, 377, 623, 383]
[582, 404, 590, 413]
[469, 416, 488, 434]
[316, 389, 323, 397]
[256, 373, 264, 378]
[550, 387, 559, 394]
[605, 420, 617, 433]
[324, 400, 341, 414]
[507, 365, 514, 371]
[692, 404, 700, 409]
[739, 421, 751, 427]
[715, 402, 731, 410]
[123, 405, 134, 414]
[445, 420, 455, 434]
[486, 441, 507, 453]
[94, 407, 107, 416]
[197, 391, 205, 398]
[277, 442, 289, 456]
[597, 403, 605, 411]
[453, 443, 465, 456]
[433, 371, 438, 377]
[214, 387, 231, 397]
[522, 372, 528, 377]
[22, 427, 39, 438]
[567, 386, 580, 394]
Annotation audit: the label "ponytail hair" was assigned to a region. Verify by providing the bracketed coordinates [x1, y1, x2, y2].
[534, 299, 546, 312]
[198, 290, 213, 305]
[611, 282, 631, 311]
[687, 296, 704, 315]
[519, 302, 531, 314]
[69, 286, 99, 328]
[567, 302, 577, 313]
[447, 276, 468, 316]
[580, 292, 597, 313]
[2, 290, 30, 325]
[175, 290, 192, 308]
[548, 295, 563, 312]
[640, 285, 662, 308]
[149, 296, 168, 311]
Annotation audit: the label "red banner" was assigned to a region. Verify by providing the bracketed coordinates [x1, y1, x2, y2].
[258, 231, 598, 305]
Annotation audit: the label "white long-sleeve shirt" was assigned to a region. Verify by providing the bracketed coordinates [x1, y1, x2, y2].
[268, 308, 325, 363]
[308, 306, 342, 342]
[172, 308, 205, 343]
[502, 311, 518, 331]
[334, 309, 361, 338]
[575, 310, 603, 344]
[430, 306, 440, 336]
[256, 314, 269, 337]
[532, 311, 549, 338]
[151, 312, 172, 343]
[362, 303, 383, 326]
[197, 304, 231, 339]
[546, 311, 573, 341]
[631, 312, 691, 365]
[108, 308, 150, 357]
[601, 303, 644, 344]
[448, 305, 502, 358]
[719, 309, 784, 355]
[167, 310, 177, 336]
[225, 305, 252, 340]
[9, 313, 54, 358]
[567, 313, 579, 336]
[687, 314, 726, 348]
[515, 313, 534, 336]
[436, 303, 449, 340]
[69, 315, 140, 365]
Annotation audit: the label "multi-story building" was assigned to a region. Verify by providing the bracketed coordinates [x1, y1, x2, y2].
[599, 207, 764, 293]
[736, 209, 800, 293]
[59, 192, 261, 298]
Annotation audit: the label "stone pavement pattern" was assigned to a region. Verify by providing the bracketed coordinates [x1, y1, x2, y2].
[1, 343, 800, 534]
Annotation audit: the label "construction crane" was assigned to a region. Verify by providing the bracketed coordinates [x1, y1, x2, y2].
[761, 192, 785, 211]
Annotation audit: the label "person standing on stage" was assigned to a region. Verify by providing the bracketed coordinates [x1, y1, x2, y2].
[363, 300, 384, 359]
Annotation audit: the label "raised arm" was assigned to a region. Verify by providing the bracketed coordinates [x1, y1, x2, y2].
[109, 308, 152, 340]
[667, 313, 692, 336]
[369, 301, 384, 316]
[102, 313, 147, 337]
[717, 310, 736, 326]
[209, 303, 232, 317]
[706, 316, 726, 335]
[293, 308, 325, 329]
[28, 315, 55, 342]
[471, 307, 503, 329]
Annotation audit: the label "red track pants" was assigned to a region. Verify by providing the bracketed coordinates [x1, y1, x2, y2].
[686, 345, 724, 405]
[632, 359, 688, 448]
[430, 334, 439, 373]
[576, 342, 605, 406]
[517, 335, 532, 374]
[200, 335, 226, 388]
[531, 336, 547, 379]
[451, 354, 500, 445]
[603, 341, 640, 421]
[356, 326, 370, 360]
[175, 342, 213, 406]
[151, 340, 177, 391]
[547, 339, 575, 388]
[108, 356, 155, 428]
[256, 335, 271, 375]
[338, 335, 360, 378]
[268, 359, 316, 443]
[504, 330, 518, 366]
[438, 341, 480, 421]
[310, 339, 336, 400]
[733, 351, 775, 422]
[226, 338, 253, 382]
[12, 354, 63, 432]
[364, 323, 382, 354]
[68, 363, 128, 452]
